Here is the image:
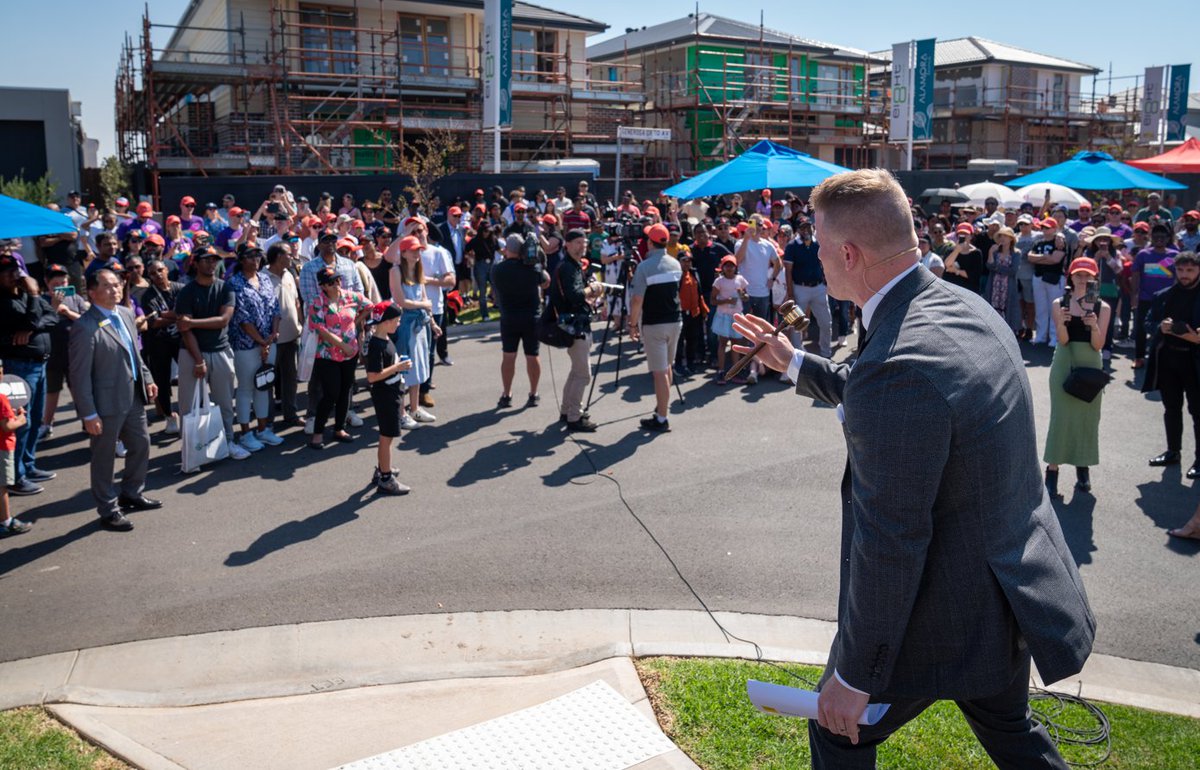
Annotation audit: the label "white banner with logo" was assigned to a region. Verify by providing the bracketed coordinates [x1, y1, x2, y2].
[1140, 66, 1164, 143]
[889, 42, 912, 143]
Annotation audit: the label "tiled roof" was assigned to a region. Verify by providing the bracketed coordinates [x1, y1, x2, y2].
[511, 1, 607, 33]
[871, 37, 1098, 74]
[587, 13, 876, 61]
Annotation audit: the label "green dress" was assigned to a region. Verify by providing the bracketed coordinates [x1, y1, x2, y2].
[1043, 304, 1103, 466]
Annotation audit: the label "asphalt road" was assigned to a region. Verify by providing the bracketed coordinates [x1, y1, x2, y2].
[1, 320, 1197, 670]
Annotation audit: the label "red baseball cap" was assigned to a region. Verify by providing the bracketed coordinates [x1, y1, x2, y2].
[643, 223, 670, 244]
[1185, 210, 1200, 221]
[136, 201, 153, 216]
[514, 202, 528, 211]
[762, 188, 772, 197]
[1108, 204, 1123, 213]
[228, 206, 245, 216]
[717, 254, 738, 271]
[397, 235, 422, 252]
[166, 215, 181, 225]
[473, 189, 484, 196]
[181, 196, 196, 206]
[335, 238, 357, 252]
[352, 219, 365, 229]
[1038, 219, 1056, 229]
[1078, 201, 1092, 210]
[1067, 257, 1099, 276]
[1133, 221, 1151, 233]
[145, 233, 166, 247]
[448, 206, 462, 216]
[541, 214, 558, 225]
[645, 205, 660, 216]
[955, 223, 974, 236]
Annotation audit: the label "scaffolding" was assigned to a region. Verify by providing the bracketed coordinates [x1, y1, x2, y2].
[588, 24, 887, 187]
[115, 1, 643, 200]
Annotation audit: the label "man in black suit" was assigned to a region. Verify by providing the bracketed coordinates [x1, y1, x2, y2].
[68, 269, 162, 531]
[735, 169, 1094, 768]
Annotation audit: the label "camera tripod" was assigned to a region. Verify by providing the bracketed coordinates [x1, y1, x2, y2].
[584, 246, 685, 412]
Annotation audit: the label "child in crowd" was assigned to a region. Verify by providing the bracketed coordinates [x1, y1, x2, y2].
[1, 360, 32, 537]
[364, 302, 412, 495]
[710, 255, 749, 385]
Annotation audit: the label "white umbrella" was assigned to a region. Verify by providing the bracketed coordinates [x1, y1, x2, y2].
[956, 182, 1023, 208]
[1012, 182, 1087, 209]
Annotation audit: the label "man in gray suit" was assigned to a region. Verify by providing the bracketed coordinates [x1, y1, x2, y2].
[734, 170, 1094, 768]
[68, 268, 162, 531]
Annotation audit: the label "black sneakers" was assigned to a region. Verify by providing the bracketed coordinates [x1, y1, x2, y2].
[639, 416, 671, 433]
[373, 467, 411, 495]
[566, 416, 598, 433]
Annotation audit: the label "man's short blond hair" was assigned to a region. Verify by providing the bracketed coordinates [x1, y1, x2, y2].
[810, 169, 915, 255]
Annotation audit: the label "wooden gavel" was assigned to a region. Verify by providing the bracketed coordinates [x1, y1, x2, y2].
[724, 299, 810, 380]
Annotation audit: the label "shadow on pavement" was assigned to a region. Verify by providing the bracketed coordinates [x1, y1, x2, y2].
[447, 425, 564, 487]
[400, 407, 509, 456]
[224, 488, 373, 567]
[1134, 472, 1199, 557]
[542, 425, 658, 488]
[0, 518, 109, 577]
[1052, 492, 1097, 566]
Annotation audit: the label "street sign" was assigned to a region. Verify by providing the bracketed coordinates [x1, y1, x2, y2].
[617, 127, 671, 141]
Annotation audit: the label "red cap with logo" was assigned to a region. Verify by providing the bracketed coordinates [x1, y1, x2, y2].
[643, 223, 670, 244]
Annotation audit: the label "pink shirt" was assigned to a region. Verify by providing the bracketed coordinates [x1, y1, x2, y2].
[713, 274, 748, 315]
[308, 290, 370, 361]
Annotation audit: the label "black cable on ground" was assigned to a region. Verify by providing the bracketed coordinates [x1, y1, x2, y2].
[546, 343, 1111, 764]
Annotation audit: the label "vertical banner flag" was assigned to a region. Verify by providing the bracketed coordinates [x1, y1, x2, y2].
[1141, 66, 1164, 143]
[1166, 64, 1191, 142]
[889, 42, 912, 143]
[482, 0, 513, 130]
[911, 38, 936, 142]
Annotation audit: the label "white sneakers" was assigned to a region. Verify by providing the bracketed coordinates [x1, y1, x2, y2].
[164, 414, 180, 435]
[346, 409, 364, 428]
[400, 412, 419, 430]
[413, 407, 437, 423]
[228, 443, 251, 460]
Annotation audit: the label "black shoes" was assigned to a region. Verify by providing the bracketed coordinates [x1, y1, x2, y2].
[119, 495, 162, 511]
[526, 393, 541, 408]
[1075, 467, 1092, 494]
[639, 416, 671, 433]
[101, 512, 134, 531]
[560, 411, 591, 424]
[1189, 464, 1200, 480]
[497, 394, 513, 408]
[566, 417, 598, 433]
[1044, 468, 1062, 500]
[1150, 451, 1181, 467]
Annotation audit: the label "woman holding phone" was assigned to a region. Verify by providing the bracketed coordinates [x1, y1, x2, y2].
[1043, 257, 1111, 499]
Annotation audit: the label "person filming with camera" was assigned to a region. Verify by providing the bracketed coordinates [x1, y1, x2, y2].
[1141, 251, 1200, 477]
[491, 234, 550, 409]
[1042, 258, 1111, 499]
[550, 229, 605, 432]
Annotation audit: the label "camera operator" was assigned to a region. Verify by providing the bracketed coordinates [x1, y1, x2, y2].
[491, 234, 550, 408]
[551, 230, 604, 432]
[1142, 251, 1200, 477]
[628, 223, 682, 433]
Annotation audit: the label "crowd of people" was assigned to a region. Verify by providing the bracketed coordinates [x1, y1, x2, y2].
[2, 179, 1199, 540]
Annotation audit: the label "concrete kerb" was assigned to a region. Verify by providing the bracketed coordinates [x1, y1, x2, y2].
[3, 609, 1199, 719]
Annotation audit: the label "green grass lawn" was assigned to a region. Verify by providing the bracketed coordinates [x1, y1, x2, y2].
[637, 657, 1200, 770]
[0, 708, 128, 769]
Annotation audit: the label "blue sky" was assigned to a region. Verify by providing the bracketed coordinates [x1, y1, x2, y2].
[3, 0, 1193, 160]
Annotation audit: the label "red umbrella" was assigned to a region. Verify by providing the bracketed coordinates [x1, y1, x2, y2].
[1127, 137, 1200, 174]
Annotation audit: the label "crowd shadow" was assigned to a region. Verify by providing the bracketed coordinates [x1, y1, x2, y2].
[447, 425, 564, 487]
[1133, 472, 1199, 557]
[1051, 491, 1097, 566]
[224, 488, 372, 567]
[400, 407, 509, 456]
[542, 422, 658, 488]
[0, 518, 111, 577]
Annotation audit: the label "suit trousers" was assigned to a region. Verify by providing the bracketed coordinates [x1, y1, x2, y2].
[808, 656, 1067, 770]
[177, 348, 236, 443]
[793, 284, 833, 357]
[1158, 347, 1200, 455]
[1133, 302, 1153, 361]
[89, 399, 151, 518]
[1032, 277, 1063, 345]
[560, 336, 591, 421]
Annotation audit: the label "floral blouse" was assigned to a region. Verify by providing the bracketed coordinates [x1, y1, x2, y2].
[307, 290, 370, 362]
[229, 270, 281, 351]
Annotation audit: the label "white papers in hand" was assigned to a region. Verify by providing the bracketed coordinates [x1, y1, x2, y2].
[747, 680, 890, 726]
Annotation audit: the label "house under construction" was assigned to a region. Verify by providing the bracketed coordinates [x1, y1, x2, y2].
[115, 0, 643, 199]
[585, 13, 889, 185]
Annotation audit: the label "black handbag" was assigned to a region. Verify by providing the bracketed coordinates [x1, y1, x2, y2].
[1062, 366, 1111, 403]
[537, 268, 580, 349]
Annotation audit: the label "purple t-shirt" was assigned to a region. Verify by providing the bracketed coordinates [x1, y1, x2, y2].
[115, 217, 162, 242]
[215, 227, 243, 254]
[182, 214, 206, 232]
[1134, 247, 1178, 300]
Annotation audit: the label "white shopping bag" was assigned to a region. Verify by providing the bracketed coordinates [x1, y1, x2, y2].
[297, 320, 317, 383]
[181, 378, 229, 473]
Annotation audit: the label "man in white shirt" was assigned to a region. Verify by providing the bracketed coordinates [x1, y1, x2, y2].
[551, 186, 573, 213]
[734, 215, 782, 382]
[408, 219, 455, 403]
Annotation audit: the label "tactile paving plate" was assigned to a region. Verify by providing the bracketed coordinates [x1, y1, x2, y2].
[335, 680, 677, 770]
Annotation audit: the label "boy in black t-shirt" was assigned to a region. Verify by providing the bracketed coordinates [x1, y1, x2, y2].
[364, 301, 412, 495]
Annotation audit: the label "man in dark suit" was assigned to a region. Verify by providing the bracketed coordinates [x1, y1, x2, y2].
[734, 169, 1094, 768]
[68, 268, 162, 531]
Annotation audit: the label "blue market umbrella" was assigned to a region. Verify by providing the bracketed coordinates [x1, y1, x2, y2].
[0, 194, 77, 239]
[1004, 151, 1185, 191]
[661, 140, 852, 199]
